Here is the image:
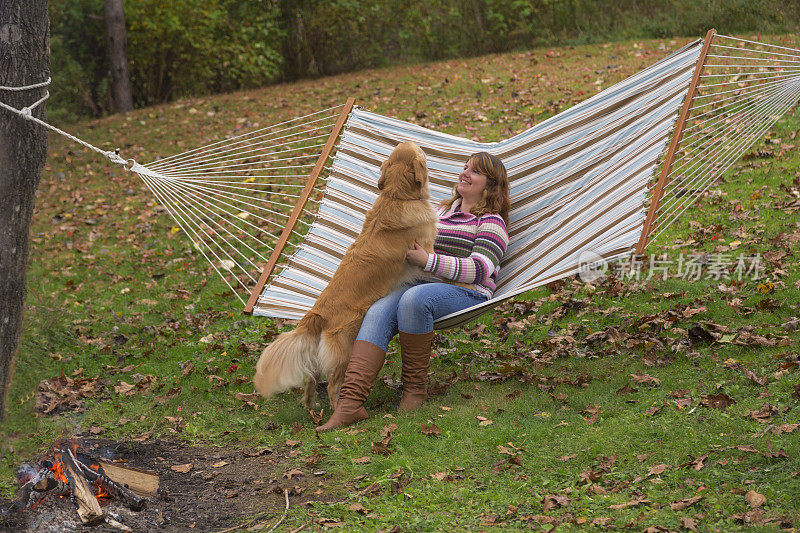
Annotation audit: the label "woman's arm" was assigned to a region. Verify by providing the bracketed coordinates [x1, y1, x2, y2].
[423, 215, 509, 285]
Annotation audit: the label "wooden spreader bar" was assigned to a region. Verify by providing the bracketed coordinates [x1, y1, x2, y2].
[635, 29, 716, 255]
[243, 97, 356, 314]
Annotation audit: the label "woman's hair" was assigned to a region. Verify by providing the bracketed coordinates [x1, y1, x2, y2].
[440, 152, 510, 225]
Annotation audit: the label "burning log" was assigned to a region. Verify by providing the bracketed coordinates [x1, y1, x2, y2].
[76, 459, 147, 511]
[33, 467, 71, 495]
[3, 440, 160, 529]
[74, 453, 160, 499]
[95, 460, 160, 498]
[7, 473, 44, 514]
[61, 448, 104, 525]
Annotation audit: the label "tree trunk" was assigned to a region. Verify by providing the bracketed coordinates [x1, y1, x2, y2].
[279, 0, 318, 81]
[0, 0, 49, 419]
[468, 0, 486, 55]
[105, 0, 133, 113]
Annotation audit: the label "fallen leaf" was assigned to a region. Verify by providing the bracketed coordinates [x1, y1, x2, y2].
[114, 381, 136, 395]
[669, 495, 703, 510]
[745, 490, 766, 508]
[542, 494, 570, 511]
[645, 404, 665, 416]
[681, 516, 698, 531]
[763, 440, 788, 459]
[283, 469, 303, 479]
[380, 423, 398, 438]
[630, 371, 661, 387]
[348, 503, 368, 514]
[211, 460, 228, 468]
[171, 463, 193, 473]
[371, 441, 392, 456]
[579, 468, 603, 483]
[476, 416, 493, 426]
[420, 424, 442, 436]
[581, 405, 601, 425]
[431, 472, 450, 481]
[773, 423, 799, 435]
[616, 384, 638, 395]
[352, 456, 371, 464]
[690, 454, 709, 471]
[743, 368, 767, 386]
[235, 392, 259, 402]
[609, 497, 650, 510]
[701, 393, 736, 410]
[647, 464, 670, 476]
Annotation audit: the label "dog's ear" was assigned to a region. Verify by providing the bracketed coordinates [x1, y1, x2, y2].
[406, 156, 427, 190]
[377, 159, 389, 190]
[413, 156, 427, 188]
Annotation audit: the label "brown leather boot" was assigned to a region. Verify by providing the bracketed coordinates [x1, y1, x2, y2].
[398, 331, 435, 412]
[315, 340, 386, 432]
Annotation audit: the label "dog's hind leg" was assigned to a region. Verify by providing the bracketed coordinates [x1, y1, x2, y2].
[302, 375, 318, 409]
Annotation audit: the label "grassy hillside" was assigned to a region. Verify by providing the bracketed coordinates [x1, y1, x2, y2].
[2, 33, 799, 531]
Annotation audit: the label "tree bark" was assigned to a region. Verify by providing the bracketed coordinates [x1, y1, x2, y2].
[105, 0, 133, 113]
[0, 0, 49, 419]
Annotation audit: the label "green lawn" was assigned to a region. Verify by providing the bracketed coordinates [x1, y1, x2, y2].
[2, 33, 799, 531]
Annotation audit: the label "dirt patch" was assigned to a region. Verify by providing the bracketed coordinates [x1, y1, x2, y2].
[1, 437, 341, 532]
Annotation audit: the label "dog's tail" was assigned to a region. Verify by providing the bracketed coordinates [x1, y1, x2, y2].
[253, 314, 325, 399]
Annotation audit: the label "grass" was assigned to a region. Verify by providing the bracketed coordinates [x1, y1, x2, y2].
[2, 33, 800, 531]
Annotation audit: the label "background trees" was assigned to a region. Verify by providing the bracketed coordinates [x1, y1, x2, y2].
[43, 0, 800, 120]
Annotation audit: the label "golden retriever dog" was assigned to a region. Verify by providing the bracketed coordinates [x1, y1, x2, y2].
[254, 141, 437, 409]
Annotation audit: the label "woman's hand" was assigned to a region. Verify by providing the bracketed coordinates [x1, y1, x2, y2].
[405, 241, 429, 267]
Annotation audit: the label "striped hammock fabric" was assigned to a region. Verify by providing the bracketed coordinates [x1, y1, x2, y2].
[251, 40, 704, 327]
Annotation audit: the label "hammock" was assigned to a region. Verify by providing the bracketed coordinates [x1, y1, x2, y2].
[128, 31, 800, 328]
[3, 31, 799, 328]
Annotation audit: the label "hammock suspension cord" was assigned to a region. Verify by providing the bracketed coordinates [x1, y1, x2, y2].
[646, 34, 800, 244]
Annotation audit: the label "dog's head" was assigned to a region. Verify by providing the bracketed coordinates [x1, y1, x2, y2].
[377, 141, 429, 200]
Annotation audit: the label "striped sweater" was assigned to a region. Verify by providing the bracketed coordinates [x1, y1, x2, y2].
[423, 199, 509, 298]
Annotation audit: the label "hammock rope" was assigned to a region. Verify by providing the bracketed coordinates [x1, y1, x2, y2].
[646, 34, 800, 244]
[2, 32, 799, 327]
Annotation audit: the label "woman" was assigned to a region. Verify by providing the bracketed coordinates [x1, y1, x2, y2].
[316, 151, 511, 431]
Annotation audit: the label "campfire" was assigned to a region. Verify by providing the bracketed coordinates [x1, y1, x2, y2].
[6, 442, 159, 530]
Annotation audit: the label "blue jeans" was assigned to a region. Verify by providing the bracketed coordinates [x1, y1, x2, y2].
[355, 281, 489, 352]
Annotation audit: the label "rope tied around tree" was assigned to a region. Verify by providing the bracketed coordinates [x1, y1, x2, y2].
[0, 77, 132, 168]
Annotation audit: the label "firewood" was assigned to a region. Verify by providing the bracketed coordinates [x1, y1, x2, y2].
[33, 470, 70, 494]
[6, 467, 51, 512]
[8, 478, 38, 513]
[95, 459, 159, 498]
[76, 459, 147, 511]
[61, 448, 104, 525]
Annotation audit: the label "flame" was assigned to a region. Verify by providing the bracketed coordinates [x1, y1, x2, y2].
[50, 455, 68, 484]
[39, 446, 115, 506]
[95, 481, 111, 499]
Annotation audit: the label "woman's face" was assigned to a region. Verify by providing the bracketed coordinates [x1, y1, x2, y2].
[457, 158, 488, 201]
